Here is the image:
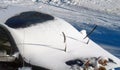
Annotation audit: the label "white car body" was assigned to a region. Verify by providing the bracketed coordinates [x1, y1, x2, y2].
[0, 6, 120, 70]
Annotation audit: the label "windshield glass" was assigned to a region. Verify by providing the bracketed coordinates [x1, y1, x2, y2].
[5, 11, 54, 28]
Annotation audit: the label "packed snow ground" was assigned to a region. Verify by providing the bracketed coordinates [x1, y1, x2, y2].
[1, 0, 120, 15]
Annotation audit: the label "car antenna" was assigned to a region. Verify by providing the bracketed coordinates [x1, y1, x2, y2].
[84, 24, 97, 39]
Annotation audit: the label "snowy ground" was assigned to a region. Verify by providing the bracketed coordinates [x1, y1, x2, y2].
[1, 0, 120, 15]
[71, 0, 120, 15]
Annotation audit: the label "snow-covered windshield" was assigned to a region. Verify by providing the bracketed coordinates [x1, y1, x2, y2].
[5, 11, 54, 28]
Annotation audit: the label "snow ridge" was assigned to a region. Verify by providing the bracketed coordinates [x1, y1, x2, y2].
[37, 0, 120, 15]
[1, 0, 120, 15]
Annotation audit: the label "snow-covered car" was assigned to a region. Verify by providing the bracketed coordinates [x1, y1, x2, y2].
[0, 6, 120, 70]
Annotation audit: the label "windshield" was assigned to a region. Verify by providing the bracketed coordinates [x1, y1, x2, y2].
[5, 11, 54, 28]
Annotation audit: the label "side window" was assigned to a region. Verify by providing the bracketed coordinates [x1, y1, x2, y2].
[0, 27, 12, 56]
